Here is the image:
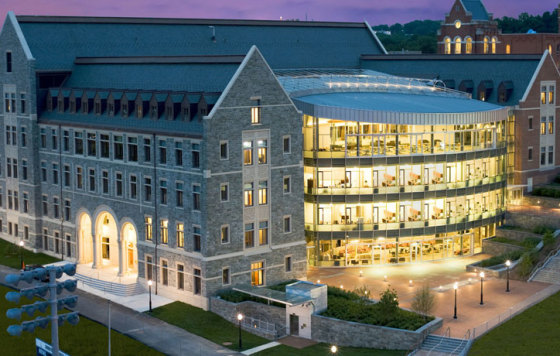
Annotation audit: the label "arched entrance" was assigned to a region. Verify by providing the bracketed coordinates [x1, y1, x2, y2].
[78, 213, 93, 264]
[95, 211, 119, 269]
[122, 222, 138, 274]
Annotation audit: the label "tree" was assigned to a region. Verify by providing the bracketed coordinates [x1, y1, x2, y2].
[411, 284, 436, 320]
[378, 287, 399, 323]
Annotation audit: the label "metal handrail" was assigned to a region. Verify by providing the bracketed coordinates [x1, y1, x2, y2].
[427, 327, 450, 356]
[528, 245, 560, 281]
[449, 329, 471, 356]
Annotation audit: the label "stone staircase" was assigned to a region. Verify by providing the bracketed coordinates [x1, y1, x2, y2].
[531, 253, 560, 284]
[74, 272, 146, 297]
[415, 335, 470, 355]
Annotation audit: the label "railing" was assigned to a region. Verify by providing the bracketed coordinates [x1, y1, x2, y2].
[450, 329, 471, 356]
[241, 315, 285, 339]
[472, 285, 560, 338]
[528, 230, 560, 281]
[427, 327, 450, 356]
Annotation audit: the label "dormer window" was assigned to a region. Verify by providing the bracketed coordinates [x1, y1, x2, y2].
[58, 98, 64, 113]
[82, 98, 88, 114]
[94, 100, 101, 115]
[166, 105, 173, 120]
[182, 106, 189, 121]
[108, 103, 114, 116]
[122, 102, 128, 117]
[70, 99, 76, 113]
[150, 103, 158, 119]
[200, 108, 207, 116]
[136, 103, 143, 118]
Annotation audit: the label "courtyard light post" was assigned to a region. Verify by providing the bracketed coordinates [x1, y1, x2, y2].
[237, 313, 243, 350]
[505, 260, 511, 293]
[18, 241, 24, 270]
[480, 272, 485, 305]
[453, 282, 458, 319]
[148, 280, 153, 312]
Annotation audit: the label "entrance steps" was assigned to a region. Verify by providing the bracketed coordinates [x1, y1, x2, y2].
[531, 253, 560, 284]
[74, 272, 145, 297]
[414, 335, 470, 355]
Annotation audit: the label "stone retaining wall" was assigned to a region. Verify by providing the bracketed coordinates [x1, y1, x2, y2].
[522, 195, 560, 209]
[506, 211, 560, 230]
[209, 297, 286, 339]
[310, 314, 442, 350]
[482, 239, 524, 256]
[496, 228, 541, 242]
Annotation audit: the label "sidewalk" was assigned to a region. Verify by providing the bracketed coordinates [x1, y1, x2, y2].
[0, 265, 239, 356]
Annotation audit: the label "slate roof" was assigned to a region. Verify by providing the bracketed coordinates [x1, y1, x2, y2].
[360, 55, 542, 106]
[16, 16, 385, 71]
[63, 61, 239, 93]
[461, 0, 490, 21]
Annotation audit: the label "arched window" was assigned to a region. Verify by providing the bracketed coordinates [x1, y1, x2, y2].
[548, 44, 552, 54]
[444, 37, 451, 54]
[491, 37, 497, 54]
[484, 36, 489, 54]
[506, 44, 511, 54]
[465, 37, 473, 54]
[454, 37, 462, 54]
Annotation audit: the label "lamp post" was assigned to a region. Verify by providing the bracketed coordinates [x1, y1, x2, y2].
[505, 260, 511, 293]
[330, 345, 338, 354]
[18, 241, 24, 270]
[453, 282, 458, 319]
[148, 280, 153, 312]
[480, 272, 485, 305]
[237, 313, 243, 350]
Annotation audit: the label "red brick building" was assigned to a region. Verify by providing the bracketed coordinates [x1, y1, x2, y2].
[438, 0, 560, 65]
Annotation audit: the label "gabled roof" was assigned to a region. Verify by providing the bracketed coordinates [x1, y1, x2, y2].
[360, 54, 542, 106]
[461, 0, 490, 21]
[15, 15, 385, 70]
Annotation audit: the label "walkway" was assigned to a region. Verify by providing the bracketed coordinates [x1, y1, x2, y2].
[308, 255, 555, 338]
[0, 265, 239, 356]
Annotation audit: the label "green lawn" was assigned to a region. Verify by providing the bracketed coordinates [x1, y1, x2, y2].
[149, 301, 269, 351]
[0, 285, 162, 355]
[469, 291, 560, 355]
[254, 344, 407, 356]
[0, 237, 60, 269]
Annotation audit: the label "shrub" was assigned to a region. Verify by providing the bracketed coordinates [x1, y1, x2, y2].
[378, 287, 399, 323]
[411, 284, 436, 320]
[352, 285, 371, 298]
[543, 231, 555, 246]
[478, 250, 524, 267]
[554, 175, 560, 184]
[518, 251, 538, 277]
[522, 237, 542, 249]
[533, 226, 555, 235]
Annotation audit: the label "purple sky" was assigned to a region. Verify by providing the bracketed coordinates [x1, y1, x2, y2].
[0, 0, 557, 27]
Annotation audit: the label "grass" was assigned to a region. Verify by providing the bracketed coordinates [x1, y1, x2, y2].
[0, 237, 59, 269]
[253, 343, 407, 356]
[149, 301, 269, 351]
[491, 237, 540, 249]
[0, 285, 162, 355]
[469, 291, 560, 355]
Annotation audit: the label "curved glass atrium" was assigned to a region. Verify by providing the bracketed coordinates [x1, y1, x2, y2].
[278, 70, 510, 267]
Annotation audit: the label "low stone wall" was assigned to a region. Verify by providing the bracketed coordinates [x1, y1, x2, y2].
[496, 228, 541, 242]
[482, 239, 524, 256]
[209, 297, 285, 339]
[506, 211, 560, 231]
[310, 314, 442, 350]
[523, 195, 560, 209]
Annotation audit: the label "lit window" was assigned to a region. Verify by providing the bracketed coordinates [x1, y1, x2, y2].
[145, 217, 153, 241]
[257, 139, 267, 164]
[465, 37, 473, 54]
[549, 116, 554, 134]
[258, 181, 268, 205]
[245, 223, 254, 248]
[549, 86, 555, 104]
[243, 141, 253, 165]
[221, 225, 229, 244]
[251, 105, 261, 124]
[484, 37, 489, 54]
[259, 221, 268, 245]
[176, 223, 184, 248]
[541, 86, 547, 104]
[454, 20, 461, 29]
[251, 261, 264, 286]
[454, 37, 461, 54]
[506, 44, 511, 54]
[244, 182, 253, 207]
[444, 37, 451, 54]
[160, 219, 168, 244]
[541, 117, 546, 135]
[491, 37, 497, 54]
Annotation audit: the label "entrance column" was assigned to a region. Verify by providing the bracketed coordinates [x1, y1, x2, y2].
[117, 237, 124, 277]
[92, 225, 98, 269]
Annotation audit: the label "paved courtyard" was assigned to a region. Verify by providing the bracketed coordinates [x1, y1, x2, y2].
[308, 255, 555, 338]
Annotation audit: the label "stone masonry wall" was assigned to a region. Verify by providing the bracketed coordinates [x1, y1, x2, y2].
[495, 228, 542, 242]
[482, 238, 524, 256]
[310, 314, 442, 350]
[506, 211, 560, 230]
